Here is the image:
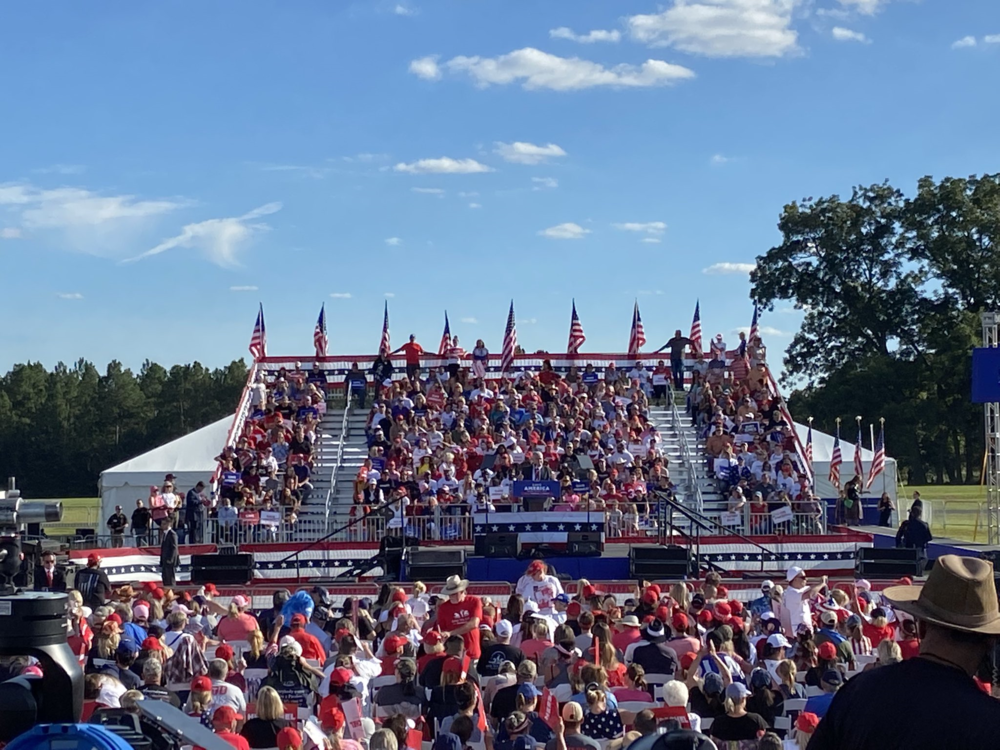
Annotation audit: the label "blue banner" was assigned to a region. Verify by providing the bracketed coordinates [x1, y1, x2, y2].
[513, 480, 561, 498]
[571, 480, 590, 494]
[973, 347, 1000, 403]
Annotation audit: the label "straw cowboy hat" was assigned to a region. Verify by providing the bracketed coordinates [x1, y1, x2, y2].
[883, 554, 1000, 635]
[441, 575, 469, 596]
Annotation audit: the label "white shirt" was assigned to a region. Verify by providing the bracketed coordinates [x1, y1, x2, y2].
[515, 574, 564, 613]
[783, 584, 811, 633]
[209, 680, 247, 715]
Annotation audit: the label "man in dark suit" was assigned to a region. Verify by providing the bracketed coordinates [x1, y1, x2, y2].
[33, 550, 67, 592]
[520, 451, 553, 481]
[159, 517, 179, 587]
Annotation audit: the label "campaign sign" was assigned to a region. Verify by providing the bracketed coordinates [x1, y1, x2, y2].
[770, 505, 794, 525]
[571, 480, 590, 494]
[513, 480, 561, 498]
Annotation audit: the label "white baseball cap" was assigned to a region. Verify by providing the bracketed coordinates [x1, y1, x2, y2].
[495, 619, 513, 639]
[786, 566, 805, 583]
[767, 633, 792, 649]
[761, 580, 775, 592]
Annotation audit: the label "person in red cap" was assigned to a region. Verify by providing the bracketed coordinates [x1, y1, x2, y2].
[418, 630, 446, 671]
[275, 727, 302, 750]
[667, 613, 701, 660]
[212, 705, 250, 750]
[75, 552, 112, 610]
[515, 560, 564, 614]
[215, 644, 247, 692]
[288, 613, 326, 662]
[379, 633, 407, 676]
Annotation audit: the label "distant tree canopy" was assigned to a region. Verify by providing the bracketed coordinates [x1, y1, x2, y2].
[0, 359, 248, 498]
[751, 174, 1000, 485]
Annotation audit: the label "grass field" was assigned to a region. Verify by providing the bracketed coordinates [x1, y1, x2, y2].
[905, 484, 987, 543]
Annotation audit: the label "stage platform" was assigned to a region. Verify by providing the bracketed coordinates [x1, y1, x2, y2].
[843, 524, 1000, 561]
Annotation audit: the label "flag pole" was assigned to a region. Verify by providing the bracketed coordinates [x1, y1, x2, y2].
[856, 415, 863, 486]
[880, 417, 886, 496]
[807, 416, 814, 474]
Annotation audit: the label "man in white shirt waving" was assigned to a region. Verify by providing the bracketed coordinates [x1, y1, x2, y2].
[515, 560, 564, 614]
[782, 566, 827, 634]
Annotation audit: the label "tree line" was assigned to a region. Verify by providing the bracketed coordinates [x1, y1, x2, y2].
[752, 173, 1000, 484]
[0, 359, 248, 498]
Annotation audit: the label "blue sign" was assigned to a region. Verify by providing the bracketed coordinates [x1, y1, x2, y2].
[371, 457, 386, 472]
[973, 347, 1000, 403]
[571, 480, 590, 494]
[513, 480, 561, 498]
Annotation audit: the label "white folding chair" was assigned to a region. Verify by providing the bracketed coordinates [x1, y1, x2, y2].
[617, 701, 658, 714]
[805, 686, 824, 697]
[855, 654, 877, 666]
[643, 673, 674, 687]
[700, 718, 713, 731]
[774, 716, 791, 731]
[782, 698, 807, 714]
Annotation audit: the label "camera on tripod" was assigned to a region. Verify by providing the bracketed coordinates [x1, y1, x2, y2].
[0, 479, 62, 594]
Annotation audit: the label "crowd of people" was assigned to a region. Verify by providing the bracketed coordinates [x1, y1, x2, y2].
[348, 343, 682, 539]
[688, 335, 823, 536]
[11, 552, 1000, 750]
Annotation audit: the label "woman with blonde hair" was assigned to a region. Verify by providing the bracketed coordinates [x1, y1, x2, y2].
[867, 638, 903, 671]
[240, 686, 288, 748]
[581, 683, 624, 740]
[775, 659, 805, 700]
[216, 595, 258, 642]
[88, 618, 121, 666]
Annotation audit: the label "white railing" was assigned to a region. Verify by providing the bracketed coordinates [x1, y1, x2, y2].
[323, 402, 353, 529]
[670, 389, 704, 515]
[211, 361, 259, 496]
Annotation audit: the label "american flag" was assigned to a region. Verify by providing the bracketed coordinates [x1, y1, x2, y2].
[379, 301, 390, 356]
[248, 304, 267, 361]
[854, 425, 865, 482]
[314, 303, 328, 358]
[567, 300, 586, 354]
[438, 312, 452, 357]
[690, 300, 703, 354]
[866, 423, 886, 490]
[628, 301, 646, 357]
[829, 424, 842, 489]
[805, 422, 813, 472]
[500, 300, 517, 373]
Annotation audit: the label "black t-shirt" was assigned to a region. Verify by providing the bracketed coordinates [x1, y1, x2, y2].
[708, 711, 767, 742]
[477, 643, 525, 676]
[240, 718, 288, 749]
[490, 683, 519, 722]
[810, 657, 1000, 750]
[688, 689, 724, 719]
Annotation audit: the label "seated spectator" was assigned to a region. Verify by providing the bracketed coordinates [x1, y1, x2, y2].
[708, 683, 767, 744]
[581, 683, 624, 740]
[439, 681, 485, 742]
[804, 669, 842, 718]
[547, 702, 600, 750]
[239, 686, 288, 749]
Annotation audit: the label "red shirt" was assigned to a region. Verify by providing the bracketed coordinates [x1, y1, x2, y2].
[898, 637, 920, 660]
[215, 731, 251, 750]
[612, 628, 642, 654]
[400, 342, 424, 365]
[861, 620, 896, 648]
[289, 628, 327, 661]
[437, 595, 483, 658]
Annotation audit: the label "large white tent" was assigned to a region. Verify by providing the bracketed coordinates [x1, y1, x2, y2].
[793, 421, 897, 501]
[98, 416, 231, 525]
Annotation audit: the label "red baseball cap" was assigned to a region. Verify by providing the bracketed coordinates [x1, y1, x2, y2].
[647, 584, 662, 598]
[642, 590, 658, 605]
[441, 657, 465, 676]
[528, 560, 545, 574]
[216, 644, 235, 661]
[191, 675, 212, 692]
[730, 616, 745, 632]
[392, 589, 408, 604]
[423, 630, 443, 647]
[671, 612, 689, 632]
[87, 553, 102, 566]
[835, 609, 850, 624]
[141, 637, 162, 652]
[277, 727, 302, 750]
[106, 613, 123, 626]
[582, 584, 598, 599]
[383, 634, 406, 654]
[291, 613, 307, 627]
[797, 712, 820, 733]
[697, 610, 714, 626]
[680, 652, 697, 670]
[204, 584, 220, 596]
[320, 695, 346, 732]
[566, 602, 582, 617]
[655, 605, 670, 622]
[714, 602, 732, 621]
[817, 642, 837, 661]
[717, 585, 729, 598]
[728, 600, 744, 615]
[330, 667, 353, 687]
[212, 705, 244, 725]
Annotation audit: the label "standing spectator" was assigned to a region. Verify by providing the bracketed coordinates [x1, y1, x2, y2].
[75, 553, 112, 610]
[435, 576, 483, 660]
[516, 560, 564, 614]
[132, 500, 151, 547]
[782, 567, 827, 635]
[895, 504, 933, 573]
[877, 492, 894, 527]
[810, 555, 1000, 749]
[185, 482, 209, 544]
[345, 362, 368, 408]
[159, 518, 179, 587]
[240, 686, 288, 749]
[471, 340, 489, 380]
[34, 550, 66, 592]
[107, 506, 128, 548]
[654, 330, 694, 391]
[393, 335, 425, 381]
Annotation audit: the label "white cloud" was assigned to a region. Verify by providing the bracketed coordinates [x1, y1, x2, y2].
[259, 163, 329, 179]
[56, 292, 84, 300]
[734, 325, 789, 337]
[458, 191, 479, 197]
[469, 202, 482, 209]
[837, 0, 885, 15]
[539, 222, 591, 240]
[341, 153, 389, 163]
[703, 261, 756, 274]
[494, 141, 568, 165]
[384, 292, 395, 298]
[532, 177, 559, 190]
[626, 0, 801, 59]
[34, 164, 86, 175]
[411, 187, 445, 195]
[385, 237, 402, 246]
[409, 55, 441, 80]
[330, 292, 352, 299]
[0, 182, 184, 257]
[986, 35, 1000, 44]
[393, 157, 493, 174]
[461, 317, 479, 324]
[549, 27, 622, 44]
[0, 227, 21, 239]
[641, 237, 662, 244]
[519, 318, 538, 325]
[832, 27, 870, 43]
[711, 153, 732, 165]
[394, 3, 415, 15]
[952, 36, 977, 49]
[126, 202, 281, 267]
[440, 47, 695, 91]
[229, 285, 258, 292]
[613, 221, 667, 235]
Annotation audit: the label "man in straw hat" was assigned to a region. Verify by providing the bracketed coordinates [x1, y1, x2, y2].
[810, 555, 1000, 749]
[433, 575, 483, 659]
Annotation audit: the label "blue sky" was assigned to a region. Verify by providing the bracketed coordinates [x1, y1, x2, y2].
[1, 0, 998, 371]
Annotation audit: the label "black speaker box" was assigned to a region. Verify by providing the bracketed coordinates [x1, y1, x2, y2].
[190, 553, 255, 585]
[404, 548, 466, 582]
[858, 548, 918, 561]
[474, 533, 520, 558]
[567, 532, 602, 556]
[380, 535, 420, 579]
[856, 547, 920, 577]
[629, 545, 693, 579]
[523, 497, 550, 512]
